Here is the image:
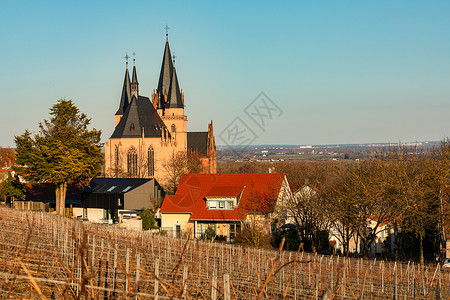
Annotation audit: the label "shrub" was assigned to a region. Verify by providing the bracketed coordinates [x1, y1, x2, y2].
[271, 224, 300, 250]
[234, 224, 271, 248]
[204, 225, 216, 240]
[140, 209, 158, 230]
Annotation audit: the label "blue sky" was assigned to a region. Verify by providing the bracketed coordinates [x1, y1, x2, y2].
[1, 1, 449, 147]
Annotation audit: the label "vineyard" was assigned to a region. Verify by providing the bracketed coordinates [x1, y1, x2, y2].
[0, 207, 448, 299]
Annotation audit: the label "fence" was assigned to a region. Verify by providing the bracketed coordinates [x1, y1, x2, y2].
[0, 207, 448, 299]
[12, 200, 45, 211]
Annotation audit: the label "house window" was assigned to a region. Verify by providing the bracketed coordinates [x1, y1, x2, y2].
[148, 146, 154, 176]
[207, 199, 235, 210]
[171, 124, 176, 132]
[127, 147, 138, 176]
[130, 123, 135, 132]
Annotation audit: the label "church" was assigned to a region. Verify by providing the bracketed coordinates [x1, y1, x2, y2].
[104, 33, 216, 188]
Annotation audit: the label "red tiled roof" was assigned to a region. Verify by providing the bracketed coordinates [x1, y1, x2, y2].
[205, 186, 244, 197]
[0, 168, 14, 174]
[160, 173, 285, 221]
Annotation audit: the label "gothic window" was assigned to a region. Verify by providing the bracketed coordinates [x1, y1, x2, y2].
[130, 123, 135, 132]
[148, 146, 154, 177]
[127, 147, 138, 176]
[171, 124, 176, 133]
[113, 145, 120, 177]
[114, 146, 119, 167]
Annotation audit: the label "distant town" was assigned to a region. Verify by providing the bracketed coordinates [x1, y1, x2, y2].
[217, 141, 441, 162]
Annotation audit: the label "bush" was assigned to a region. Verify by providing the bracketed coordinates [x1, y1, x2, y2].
[234, 224, 271, 248]
[271, 224, 300, 251]
[140, 209, 158, 230]
[204, 225, 216, 240]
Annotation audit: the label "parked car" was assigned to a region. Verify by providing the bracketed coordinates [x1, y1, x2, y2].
[442, 258, 450, 269]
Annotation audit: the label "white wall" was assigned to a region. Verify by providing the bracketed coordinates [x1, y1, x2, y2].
[125, 219, 142, 231]
[86, 208, 105, 223]
[72, 207, 83, 218]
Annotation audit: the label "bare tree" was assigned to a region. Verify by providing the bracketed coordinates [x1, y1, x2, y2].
[163, 151, 187, 195]
[235, 179, 281, 248]
[322, 164, 359, 255]
[287, 181, 332, 252]
[187, 150, 205, 174]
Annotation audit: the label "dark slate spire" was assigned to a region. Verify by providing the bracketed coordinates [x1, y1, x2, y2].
[132, 59, 138, 84]
[166, 65, 183, 108]
[131, 59, 139, 99]
[156, 39, 174, 109]
[115, 62, 131, 115]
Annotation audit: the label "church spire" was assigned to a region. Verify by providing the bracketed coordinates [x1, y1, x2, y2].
[115, 60, 131, 116]
[166, 64, 183, 109]
[131, 58, 139, 99]
[157, 36, 174, 109]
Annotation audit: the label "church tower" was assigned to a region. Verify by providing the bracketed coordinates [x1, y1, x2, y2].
[105, 28, 216, 185]
[130, 59, 139, 100]
[153, 33, 187, 150]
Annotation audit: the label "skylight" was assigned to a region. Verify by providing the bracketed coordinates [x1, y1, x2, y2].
[122, 186, 133, 192]
[107, 186, 116, 192]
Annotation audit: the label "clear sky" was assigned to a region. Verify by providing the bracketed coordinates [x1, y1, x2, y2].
[1, 1, 449, 147]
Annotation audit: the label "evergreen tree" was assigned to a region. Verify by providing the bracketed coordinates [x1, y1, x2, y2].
[0, 172, 26, 204]
[140, 209, 158, 230]
[14, 99, 103, 216]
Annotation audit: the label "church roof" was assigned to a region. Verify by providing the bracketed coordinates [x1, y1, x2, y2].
[187, 132, 208, 155]
[157, 40, 174, 109]
[111, 96, 170, 139]
[115, 63, 131, 115]
[166, 66, 183, 108]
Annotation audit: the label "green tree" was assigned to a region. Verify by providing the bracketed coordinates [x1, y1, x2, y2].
[140, 209, 158, 230]
[204, 225, 216, 241]
[14, 99, 103, 216]
[0, 172, 26, 204]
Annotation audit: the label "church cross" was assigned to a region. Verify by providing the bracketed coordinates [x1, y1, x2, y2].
[164, 24, 170, 36]
[123, 53, 130, 63]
